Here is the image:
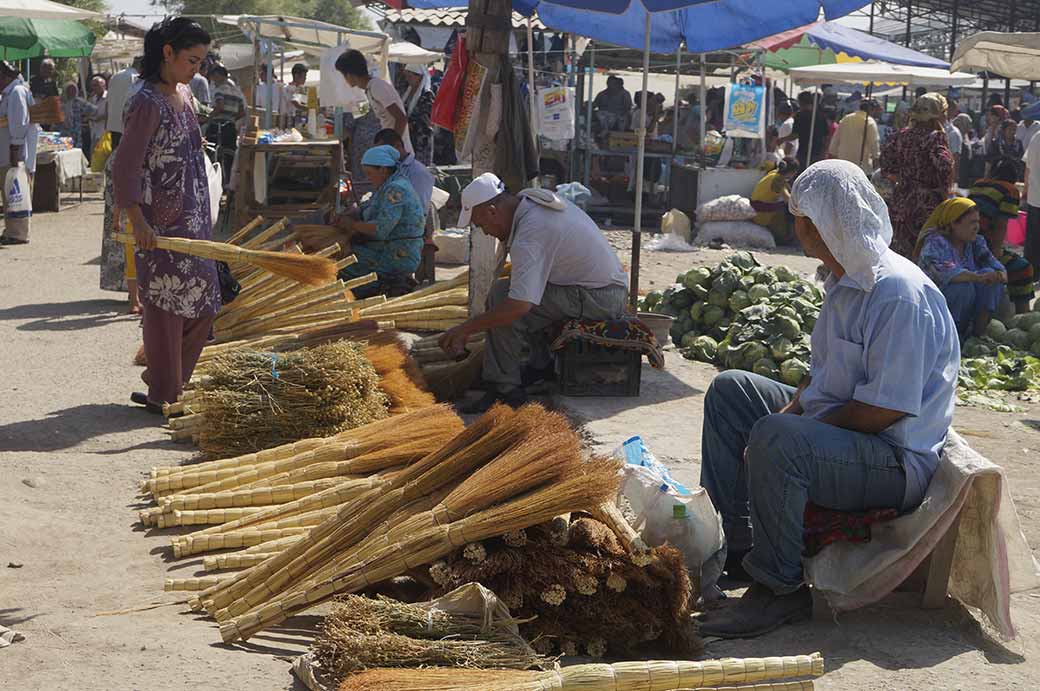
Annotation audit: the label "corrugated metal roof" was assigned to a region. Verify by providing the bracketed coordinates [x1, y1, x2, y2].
[384, 8, 546, 30]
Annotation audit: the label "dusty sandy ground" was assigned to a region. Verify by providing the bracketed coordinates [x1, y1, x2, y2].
[1, 202, 1038, 689]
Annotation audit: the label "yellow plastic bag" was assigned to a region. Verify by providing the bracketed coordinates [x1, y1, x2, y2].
[91, 131, 112, 173]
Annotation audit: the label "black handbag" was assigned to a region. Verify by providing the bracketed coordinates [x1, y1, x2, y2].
[216, 261, 240, 305]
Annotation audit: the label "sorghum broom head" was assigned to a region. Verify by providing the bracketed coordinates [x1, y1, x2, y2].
[336, 655, 824, 691]
[113, 233, 339, 286]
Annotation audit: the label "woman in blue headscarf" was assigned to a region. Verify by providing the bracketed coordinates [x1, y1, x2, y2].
[338, 144, 425, 296]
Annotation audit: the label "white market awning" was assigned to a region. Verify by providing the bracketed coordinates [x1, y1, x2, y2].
[0, 0, 100, 20]
[951, 32, 1040, 81]
[788, 61, 977, 88]
[388, 41, 442, 65]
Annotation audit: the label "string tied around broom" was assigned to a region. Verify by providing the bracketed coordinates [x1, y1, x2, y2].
[267, 353, 280, 380]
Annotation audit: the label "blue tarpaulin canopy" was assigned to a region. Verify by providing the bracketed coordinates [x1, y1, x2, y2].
[405, 1, 867, 53]
[803, 22, 948, 68]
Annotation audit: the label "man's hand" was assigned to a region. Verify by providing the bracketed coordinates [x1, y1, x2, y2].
[439, 325, 471, 357]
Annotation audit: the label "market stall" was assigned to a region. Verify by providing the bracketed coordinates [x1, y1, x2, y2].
[951, 32, 1040, 80]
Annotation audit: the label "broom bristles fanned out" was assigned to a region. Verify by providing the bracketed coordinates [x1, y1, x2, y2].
[113, 233, 338, 286]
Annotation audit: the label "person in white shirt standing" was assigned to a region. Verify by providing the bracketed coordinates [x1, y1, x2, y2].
[1016, 116, 1040, 151]
[775, 100, 798, 160]
[0, 61, 39, 245]
[1023, 132, 1040, 274]
[106, 56, 142, 148]
[439, 173, 630, 413]
[335, 49, 413, 154]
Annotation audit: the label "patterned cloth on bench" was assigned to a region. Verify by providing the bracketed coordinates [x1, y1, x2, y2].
[549, 317, 665, 369]
[803, 503, 899, 557]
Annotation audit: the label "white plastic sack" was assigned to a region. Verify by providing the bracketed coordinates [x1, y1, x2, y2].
[696, 194, 756, 223]
[430, 186, 450, 210]
[555, 181, 591, 206]
[614, 436, 725, 599]
[645, 232, 697, 252]
[434, 227, 470, 265]
[3, 164, 30, 239]
[538, 86, 575, 140]
[661, 208, 692, 243]
[206, 158, 222, 227]
[695, 220, 776, 250]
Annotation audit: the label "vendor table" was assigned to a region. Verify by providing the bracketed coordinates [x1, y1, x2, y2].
[234, 140, 343, 229]
[32, 148, 88, 213]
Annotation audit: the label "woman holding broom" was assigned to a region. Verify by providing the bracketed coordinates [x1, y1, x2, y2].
[113, 18, 220, 414]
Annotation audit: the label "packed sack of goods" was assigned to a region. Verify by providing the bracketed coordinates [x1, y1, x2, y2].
[165, 336, 437, 456]
[641, 252, 822, 386]
[426, 515, 699, 659]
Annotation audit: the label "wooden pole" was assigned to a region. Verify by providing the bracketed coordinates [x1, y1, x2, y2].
[629, 13, 651, 309]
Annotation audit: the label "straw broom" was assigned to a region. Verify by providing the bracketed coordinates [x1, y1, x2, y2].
[334, 654, 824, 691]
[159, 479, 346, 512]
[155, 507, 265, 529]
[199, 405, 527, 617]
[219, 459, 623, 641]
[113, 233, 338, 286]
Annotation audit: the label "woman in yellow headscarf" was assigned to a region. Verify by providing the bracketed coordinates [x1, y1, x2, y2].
[915, 197, 1007, 338]
[750, 157, 800, 244]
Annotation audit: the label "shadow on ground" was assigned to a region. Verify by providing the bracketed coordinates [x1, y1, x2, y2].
[705, 592, 1024, 673]
[0, 403, 157, 452]
[556, 362, 704, 426]
[0, 298, 132, 331]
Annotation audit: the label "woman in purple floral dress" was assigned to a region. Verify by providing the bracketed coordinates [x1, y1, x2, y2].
[113, 18, 219, 412]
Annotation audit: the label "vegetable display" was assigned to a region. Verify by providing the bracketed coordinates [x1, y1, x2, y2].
[958, 309, 1040, 411]
[642, 252, 821, 386]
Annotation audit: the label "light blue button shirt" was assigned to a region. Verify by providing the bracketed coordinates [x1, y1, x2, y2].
[397, 153, 434, 214]
[800, 250, 960, 507]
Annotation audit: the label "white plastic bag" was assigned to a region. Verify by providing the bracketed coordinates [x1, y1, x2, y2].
[538, 86, 575, 140]
[614, 436, 725, 599]
[695, 194, 756, 223]
[694, 220, 776, 249]
[206, 158, 222, 227]
[3, 164, 31, 238]
[661, 208, 692, 243]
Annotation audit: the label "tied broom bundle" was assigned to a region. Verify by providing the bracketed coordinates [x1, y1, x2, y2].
[113, 232, 338, 286]
[196, 404, 529, 618]
[218, 453, 623, 642]
[335, 654, 824, 691]
[191, 341, 389, 458]
[208, 405, 570, 623]
[312, 595, 549, 685]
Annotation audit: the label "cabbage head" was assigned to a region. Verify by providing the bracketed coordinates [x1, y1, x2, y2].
[702, 304, 726, 327]
[1029, 323, 1040, 344]
[770, 315, 802, 340]
[769, 336, 794, 361]
[780, 358, 810, 386]
[641, 290, 663, 310]
[773, 265, 798, 283]
[742, 342, 770, 368]
[683, 267, 713, 291]
[752, 267, 776, 285]
[680, 332, 701, 349]
[690, 284, 709, 300]
[686, 335, 718, 362]
[739, 274, 757, 292]
[1032, 339, 1040, 357]
[1010, 312, 1040, 331]
[670, 289, 694, 310]
[707, 289, 731, 309]
[753, 357, 780, 380]
[1001, 328, 1032, 350]
[711, 269, 741, 298]
[961, 337, 992, 358]
[689, 301, 704, 322]
[727, 251, 759, 273]
[986, 319, 1007, 340]
[747, 284, 771, 303]
[728, 290, 752, 312]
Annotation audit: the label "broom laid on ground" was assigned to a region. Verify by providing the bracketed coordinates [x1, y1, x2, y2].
[196, 405, 534, 617]
[113, 233, 338, 286]
[334, 654, 824, 691]
[217, 458, 623, 642]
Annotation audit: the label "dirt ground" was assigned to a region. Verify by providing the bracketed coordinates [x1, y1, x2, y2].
[1, 200, 1039, 690]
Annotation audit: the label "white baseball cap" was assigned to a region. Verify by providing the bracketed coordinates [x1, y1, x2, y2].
[458, 172, 506, 227]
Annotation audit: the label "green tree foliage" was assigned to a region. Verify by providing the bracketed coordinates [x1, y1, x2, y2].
[152, 0, 371, 30]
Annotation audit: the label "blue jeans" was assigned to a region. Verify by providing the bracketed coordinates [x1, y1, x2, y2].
[942, 280, 1003, 337]
[700, 370, 909, 595]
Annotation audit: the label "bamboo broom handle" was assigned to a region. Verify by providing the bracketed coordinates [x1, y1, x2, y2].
[533, 657, 825, 690]
[590, 501, 651, 562]
[173, 527, 308, 559]
[215, 283, 310, 329]
[113, 233, 249, 263]
[151, 437, 333, 481]
[165, 576, 233, 592]
[225, 215, 265, 246]
[221, 281, 349, 334]
[379, 270, 470, 307]
[157, 507, 266, 529]
[160, 479, 343, 511]
[238, 218, 288, 251]
[343, 272, 377, 291]
[203, 552, 279, 571]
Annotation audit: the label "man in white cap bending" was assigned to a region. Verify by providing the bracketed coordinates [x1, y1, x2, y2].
[439, 173, 629, 413]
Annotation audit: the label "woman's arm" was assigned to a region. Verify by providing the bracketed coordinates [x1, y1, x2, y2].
[112, 94, 161, 248]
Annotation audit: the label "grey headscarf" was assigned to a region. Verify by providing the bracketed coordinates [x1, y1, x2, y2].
[789, 160, 894, 292]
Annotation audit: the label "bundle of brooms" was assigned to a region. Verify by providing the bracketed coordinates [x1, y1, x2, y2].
[312, 594, 550, 686]
[153, 404, 625, 645]
[138, 406, 464, 541]
[336, 653, 824, 691]
[426, 516, 696, 659]
[167, 336, 437, 453]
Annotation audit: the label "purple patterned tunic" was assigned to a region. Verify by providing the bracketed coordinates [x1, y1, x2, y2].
[113, 81, 220, 319]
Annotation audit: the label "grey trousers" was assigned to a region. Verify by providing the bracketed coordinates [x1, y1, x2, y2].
[483, 278, 628, 391]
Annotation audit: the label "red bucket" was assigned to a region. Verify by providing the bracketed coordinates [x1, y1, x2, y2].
[1007, 211, 1027, 246]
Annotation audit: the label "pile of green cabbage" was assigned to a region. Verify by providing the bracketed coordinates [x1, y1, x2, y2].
[958, 312, 1040, 398]
[641, 252, 822, 386]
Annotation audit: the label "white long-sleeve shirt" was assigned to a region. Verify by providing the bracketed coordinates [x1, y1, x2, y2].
[106, 66, 138, 134]
[0, 75, 39, 172]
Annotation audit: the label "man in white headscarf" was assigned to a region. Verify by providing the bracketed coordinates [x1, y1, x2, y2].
[699, 160, 960, 639]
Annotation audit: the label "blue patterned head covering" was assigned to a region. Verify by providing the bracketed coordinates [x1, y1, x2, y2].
[361, 144, 401, 168]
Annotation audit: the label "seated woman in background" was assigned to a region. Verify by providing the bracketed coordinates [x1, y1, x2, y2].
[968, 159, 1035, 314]
[336, 144, 425, 298]
[750, 157, 800, 245]
[914, 197, 1007, 338]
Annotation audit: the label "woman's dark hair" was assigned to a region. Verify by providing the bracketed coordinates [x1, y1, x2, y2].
[373, 128, 403, 148]
[335, 49, 369, 79]
[778, 157, 800, 176]
[992, 158, 1020, 183]
[142, 17, 211, 83]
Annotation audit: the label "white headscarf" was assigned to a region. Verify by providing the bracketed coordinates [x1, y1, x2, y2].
[788, 159, 893, 292]
[403, 63, 431, 115]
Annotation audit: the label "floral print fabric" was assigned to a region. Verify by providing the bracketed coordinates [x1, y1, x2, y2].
[880, 126, 954, 258]
[113, 81, 219, 320]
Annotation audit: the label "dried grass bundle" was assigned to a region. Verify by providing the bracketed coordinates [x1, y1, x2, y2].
[193, 341, 389, 458]
[113, 232, 337, 286]
[336, 655, 824, 691]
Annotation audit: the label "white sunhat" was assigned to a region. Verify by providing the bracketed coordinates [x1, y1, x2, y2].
[458, 172, 506, 227]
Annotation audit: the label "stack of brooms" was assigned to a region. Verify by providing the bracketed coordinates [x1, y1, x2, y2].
[165, 335, 438, 455]
[146, 404, 630, 646]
